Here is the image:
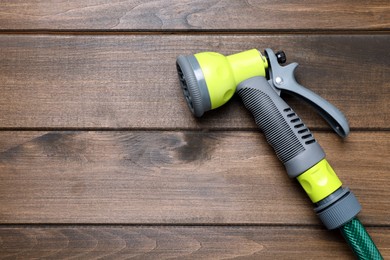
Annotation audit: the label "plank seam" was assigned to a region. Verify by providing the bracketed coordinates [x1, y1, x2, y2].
[0, 128, 388, 132]
[0, 223, 388, 228]
[0, 29, 389, 36]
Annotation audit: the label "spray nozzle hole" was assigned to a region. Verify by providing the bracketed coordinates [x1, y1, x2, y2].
[176, 62, 195, 111]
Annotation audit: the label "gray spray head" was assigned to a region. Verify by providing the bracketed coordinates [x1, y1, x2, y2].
[176, 55, 211, 117]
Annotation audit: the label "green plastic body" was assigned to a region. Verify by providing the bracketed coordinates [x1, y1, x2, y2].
[194, 49, 268, 109]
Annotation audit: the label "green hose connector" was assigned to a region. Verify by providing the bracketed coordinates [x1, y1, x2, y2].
[340, 218, 383, 260]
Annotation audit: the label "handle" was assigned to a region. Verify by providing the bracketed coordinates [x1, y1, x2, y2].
[236, 76, 325, 178]
[264, 48, 350, 138]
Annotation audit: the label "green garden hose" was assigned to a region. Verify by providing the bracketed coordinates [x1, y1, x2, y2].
[340, 218, 383, 260]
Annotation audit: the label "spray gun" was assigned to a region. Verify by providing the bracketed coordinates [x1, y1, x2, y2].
[176, 49, 383, 259]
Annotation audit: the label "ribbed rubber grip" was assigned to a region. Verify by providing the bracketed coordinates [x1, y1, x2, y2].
[238, 84, 304, 162]
[236, 76, 325, 178]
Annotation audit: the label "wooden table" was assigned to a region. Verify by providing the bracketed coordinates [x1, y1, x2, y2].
[0, 1, 389, 259]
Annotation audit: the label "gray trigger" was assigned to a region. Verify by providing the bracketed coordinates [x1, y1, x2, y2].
[265, 48, 350, 138]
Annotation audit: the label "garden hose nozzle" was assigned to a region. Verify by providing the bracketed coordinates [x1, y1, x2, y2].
[176, 49, 383, 259]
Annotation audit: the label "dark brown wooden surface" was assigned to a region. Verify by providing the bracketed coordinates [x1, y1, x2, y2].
[0, 131, 389, 225]
[0, 1, 389, 259]
[0, 34, 388, 130]
[0, 0, 388, 31]
[0, 226, 389, 259]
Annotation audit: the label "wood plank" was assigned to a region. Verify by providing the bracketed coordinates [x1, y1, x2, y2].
[0, 226, 388, 259]
[0, 1, 388, 31]
[0, 34, 389, 129]
[0, 131, 388, 224]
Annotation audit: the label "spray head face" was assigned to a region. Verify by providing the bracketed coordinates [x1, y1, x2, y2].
[176, 55, 211, 117]
[176, 49, 268, 117]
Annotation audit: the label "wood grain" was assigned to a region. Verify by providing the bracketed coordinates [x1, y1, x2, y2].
[0, 226, 388, 259]
[0, 34, 389, 129]
[1, 1, 388, 259]
[0, 0, 388, 31]
[0, 131, 388, 224]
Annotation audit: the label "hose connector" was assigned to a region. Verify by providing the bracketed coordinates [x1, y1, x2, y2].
[314, 187, 361, 230]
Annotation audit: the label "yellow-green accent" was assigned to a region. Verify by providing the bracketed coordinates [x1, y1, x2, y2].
[297, 159, 342, 203]
[195, 49, 268, 109]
